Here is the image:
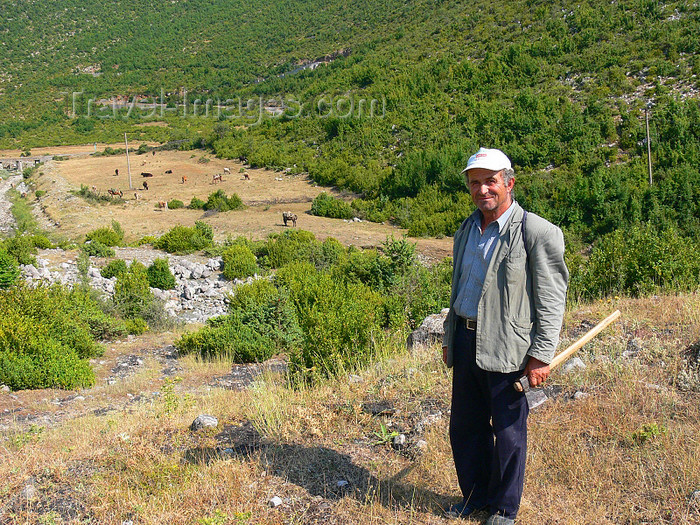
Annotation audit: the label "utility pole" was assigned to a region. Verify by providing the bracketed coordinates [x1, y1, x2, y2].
[645, 106, 653, 186]
[124, 133, 132, 190]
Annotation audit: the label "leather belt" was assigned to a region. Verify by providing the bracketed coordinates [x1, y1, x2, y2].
[458, 316, 477, 331]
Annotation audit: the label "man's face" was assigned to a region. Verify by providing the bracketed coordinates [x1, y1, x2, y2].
[466, 168, 514, 217]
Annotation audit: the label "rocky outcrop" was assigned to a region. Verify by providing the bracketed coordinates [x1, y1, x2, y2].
[406, 308, 448, 351]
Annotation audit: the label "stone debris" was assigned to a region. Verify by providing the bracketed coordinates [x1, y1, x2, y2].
[190, 414, 218, 431]
[20, 483, 37, 500]
[336, 480, 349, 488]
[268, 496, 283, 508]
[19, 247, 244, 324]
[562, 357, 586, 374]
[407, 308, 448, 351]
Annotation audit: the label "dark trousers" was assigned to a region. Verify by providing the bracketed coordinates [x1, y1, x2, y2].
[449, 321, 529, 520]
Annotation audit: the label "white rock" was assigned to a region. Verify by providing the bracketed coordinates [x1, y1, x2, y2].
[562, 357, 586, 374]
[190, 414, 218, 431]
[348, 374, 363, 384]
[268, 496, 283, 508]
[20, 484, 37, 500]
[414, 439, 428, 451]
[573, 391, 590, 400]
[392, 434, 407, 447]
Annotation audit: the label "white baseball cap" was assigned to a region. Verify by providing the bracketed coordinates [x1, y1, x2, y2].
[462, 147, 512, 173]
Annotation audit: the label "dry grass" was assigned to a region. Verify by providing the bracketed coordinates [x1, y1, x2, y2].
[21, 144, 452, 260]
[1, 295, 699, 524]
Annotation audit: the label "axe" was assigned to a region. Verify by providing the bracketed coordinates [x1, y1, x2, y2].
[514, 310, 621, 394]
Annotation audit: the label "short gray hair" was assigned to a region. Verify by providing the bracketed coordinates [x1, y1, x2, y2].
[502, 168, 515, 184]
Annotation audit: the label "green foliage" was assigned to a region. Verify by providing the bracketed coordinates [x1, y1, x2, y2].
[0, 249, 20, 289]
[154, 221, 214, 254]
[112, 261, 153, 319]
[167, 199, 184, 209]
[569, 224, 700, 300]
[265, 229, 317, 268]
[275, 262, 386, 383]
[101, 259, 128, 279]
[176, 279, 302, 362]
[310, 192, 354, 220]
[85, 221, 124, 246]
[146, 258, 176, 290]
[221, 245, 257, 280]
[31, 234, 52, 249]
[73, 184, 117, 204]
[35, 190, 46, 198]
[3, 234, 38, 265]
[0, 284, 127, 390]
[188, 196, 206, 210]
[82, 240, 115, 257]
[204, 190, 245, 212]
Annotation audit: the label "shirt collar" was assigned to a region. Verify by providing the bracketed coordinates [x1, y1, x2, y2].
[494, 200, 516, 233]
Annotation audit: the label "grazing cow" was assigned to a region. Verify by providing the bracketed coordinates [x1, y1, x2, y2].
[244, 171, 250, 180]
[107, 188, 123, 198]
[223, 167, 231, 175]
[114, 168, 119, 176]
[134, 192, 140, 200]
[142, 181, 149, 190]
[91, 185, 98, 193]
[141, 172, 153, 177]
[212, 173, 222, 184]
[157, 201, 168, 210]
[282, 211, 297, 227]
[182, 176, 187, 184]
[152, 150, 156, 156]
[165, 169, 173, 174]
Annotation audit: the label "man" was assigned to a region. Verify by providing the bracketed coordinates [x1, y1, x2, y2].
[442, 148, 568, 524]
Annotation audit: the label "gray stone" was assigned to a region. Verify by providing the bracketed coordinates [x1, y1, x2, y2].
[183, 285, 194, 300]
[573, 391, 590, 400]
[1, 384, 10, 392]
[348, 374, 363, 384]
[190, 414, 218, 431]
[414, 439, 428, 452]
[407, 308, 449, 351]
[392, 433, 407, 448]
[336, 480, 349, 488]
[690, 490, 700, 509]
[562, 357, 586, 374]
[20, 484, 37, 500]
[268, 496, 283, 508]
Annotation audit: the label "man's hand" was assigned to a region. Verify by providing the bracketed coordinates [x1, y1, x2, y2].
[442, 346, 448, 365]
[524, 356, 550, 387]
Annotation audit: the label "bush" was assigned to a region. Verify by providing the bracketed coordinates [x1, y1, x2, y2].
[101, 259, 128, 279]
[85, 221, 124, 246]
[113, 261, 173, 330]
[310, 192, 354, 219]
[265, 229, 317, 268]
[275, 262, 386, 383]
[147, 258, 176, 289]
[176, 279, 302, 362]
[0, 284, 127, 390]
[31, 234, 52, 249]
[204, 190, 245, 212]
[82, 240, 115, 257]
[222, 245, 257, 280]
[0, 250, 20, 289]
[4, 234, 38, 265]
[167, 199, 184, 209]
[309, 237, 347, 271]
[154, 221, 214, 254]
[188, 197, 206, 210]
[35, 190, 46, 198]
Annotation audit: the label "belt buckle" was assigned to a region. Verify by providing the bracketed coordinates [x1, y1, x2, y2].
[462, 317, 477, 331]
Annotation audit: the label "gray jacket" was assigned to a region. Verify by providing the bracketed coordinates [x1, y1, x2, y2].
[443, 202, 569, 372]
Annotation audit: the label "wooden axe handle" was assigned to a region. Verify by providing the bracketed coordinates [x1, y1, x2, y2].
[514, 310, 621, 392]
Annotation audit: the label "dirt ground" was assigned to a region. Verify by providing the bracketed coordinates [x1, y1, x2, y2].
[23, 144, 453, 260]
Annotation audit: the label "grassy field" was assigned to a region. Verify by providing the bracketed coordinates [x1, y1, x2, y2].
[1, 294, 699, 524]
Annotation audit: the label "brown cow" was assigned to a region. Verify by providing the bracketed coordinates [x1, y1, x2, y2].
[165, 169, 173, 174]
[141, 172, 153, 177]
[182, 176, 187, 184]
[114, 168, 119, 176]
[212, 173, 222, 184]
[143, 181, 149, 190]
[282, 211, 297, 227]
[157, 201, 168, 210]
[244, 171, 250, 180]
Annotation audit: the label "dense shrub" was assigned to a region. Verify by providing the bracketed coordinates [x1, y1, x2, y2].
[0, 284, 127, 390]
[101, 259, 128, 279]
[222, 245, 257, 280]
[310, 192, 354, 219]
[275, 262, 386, 383]
[167, 199, 184, 209]
[265, 229, 317, 268]
[113, 262, 153, 320]
[188, 197, 206, 210]
[31, 234, 52, 249]
[569, 224, 700, 300]
[154, 221, 214, 254]
[0, 250, 20, 289]
[176, 279, 302, 362]
[146, 258, 176, 289]
[204, 190, 245, 212]
[82, 240, 115, 257]
[309, 237, 347, 271]
[85, 221, 124, 246]
[4, 234, 37, 265]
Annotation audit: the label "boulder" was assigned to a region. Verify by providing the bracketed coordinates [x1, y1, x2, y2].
[407, 308, 449, 351]
[190, 414, 218, 431]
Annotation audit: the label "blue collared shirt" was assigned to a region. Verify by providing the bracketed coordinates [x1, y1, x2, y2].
[454, 202, 515, 320]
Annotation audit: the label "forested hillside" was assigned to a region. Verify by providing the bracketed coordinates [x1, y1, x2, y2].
[2, 0, 700, 298]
